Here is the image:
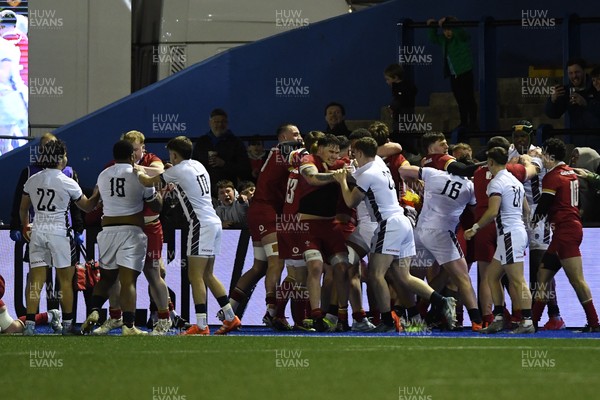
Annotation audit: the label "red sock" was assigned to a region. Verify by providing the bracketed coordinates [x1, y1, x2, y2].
[109, 308, 122, 320]
[310, 308, 323, 319]
[532, 301, 547, 323]
[275, 281, 294, 318]
[168, 301, 174, 312]
[20, 312, 49, 325]
[291, 298, 308, 326]
[483, 314, 494, 324]
[512, 309, 522, 322]
[582, 300, 600, 327]
[371, 309, 381, 325]
[352, 310, 367, 322]
[230, 287, 247, 304]
[158, 309, 170, 320]
[265, 293, 276, 308]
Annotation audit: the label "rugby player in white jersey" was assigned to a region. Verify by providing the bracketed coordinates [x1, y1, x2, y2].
[19, 139, 100, 335]
[81, 140, 161, 335]
[465, 147, 534, 334]
[400, 165, 483, 331]
[333, 137, 457, 332]
[137, 136, 241, 335]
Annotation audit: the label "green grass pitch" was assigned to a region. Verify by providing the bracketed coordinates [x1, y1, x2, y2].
[2, 336, 600, 400]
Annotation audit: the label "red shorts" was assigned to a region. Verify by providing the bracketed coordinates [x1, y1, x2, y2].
[473, 223, 497, 263]
[143, 220, 164, 261]
[303, 219, 347, 260]
[0, 274, 5, 300]
[547, 221, 582, 259]
[247, 202, 278, 242]
[277, 230, 305, 261]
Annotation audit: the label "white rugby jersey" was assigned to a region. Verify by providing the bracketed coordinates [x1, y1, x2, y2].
[417, 167, 476, 231]
[486, 169, 526, 235]
[161, 160, 221, 226]
[508, 144, 545, 206]
[354, 156, 404, 223]
[23, 169, 82, 236]
[97, 163, 156, 217]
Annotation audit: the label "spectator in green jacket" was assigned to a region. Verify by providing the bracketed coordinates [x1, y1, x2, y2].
[427, 16, 478, 131]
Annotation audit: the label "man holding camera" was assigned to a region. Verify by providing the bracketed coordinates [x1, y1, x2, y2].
[545, 58, 600, 131]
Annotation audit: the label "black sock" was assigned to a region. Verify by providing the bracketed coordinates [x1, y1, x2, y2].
[429, 291, 444, 307]
[216, 295, 229, 308]
[123, 312, 135, 328]
[467, 308, 482, 324]
[327, 304, 339, 316]
[548, 303, 560, 317]
[522, 309, 532, 320]
[90, 295, 108, 310]
[492, 305, 505, 317]
[62, 312, 73, 321]
[194, 303, 207, 314]
[26, 313, 36, 322]
[407, 306, 420, 319]
[393, 306, 407, 319]
[381, 311, 394, 327]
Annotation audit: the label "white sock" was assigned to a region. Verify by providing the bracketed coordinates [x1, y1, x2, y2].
[222, 304, 235, 321]
[267, 307, 276, 317]
[196, 313, 207, 329]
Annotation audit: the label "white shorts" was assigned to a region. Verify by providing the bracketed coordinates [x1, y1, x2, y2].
[494, 229, 528, 265]
[188, 222, 221, 257]
[97, 226, 147, 272]
[371, 215, 415, 258]
[414, 227, 464, 266]
[29, 231, 72, 269]
[350, 220, 377, 253]
[526, 213, 551, 251]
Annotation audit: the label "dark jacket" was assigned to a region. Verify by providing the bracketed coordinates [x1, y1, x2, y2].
[325, 121, 351, 137]
[544, 77, 600, 129]
[191, 130, 252, 190]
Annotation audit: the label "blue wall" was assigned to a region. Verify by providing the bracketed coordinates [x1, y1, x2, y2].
[1, 0, 598, 223]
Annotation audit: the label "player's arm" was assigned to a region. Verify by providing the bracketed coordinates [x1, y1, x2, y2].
[399, 165, 420, 179]
[18, 193, 32, 241]
[136, 167, 163, 187]
[140, 160, 164, 177]
[377, 142, 402, 157]
[446, 160, 486, 177]
[300, 164, 334, 186]
[332, 169, 365, 208]
[75, 186, 101, 213]
[464, 194, 501, 240]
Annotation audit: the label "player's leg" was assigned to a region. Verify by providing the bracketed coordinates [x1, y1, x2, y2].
[561, 256, 600, 331]
[25, 265, 48, 335]
[480, 259, 507, 333]
[144, 259, 171, 335]
[262, 232, 285, 322]
[443, 258, 482, 329]
[230, 242, 267, 314]
[92, 280, 123, 335]
[390, 257, 457, 330]
[532, 256, 559, 327]
[503, 261, 534, 334]
[118, 266, 144, 334]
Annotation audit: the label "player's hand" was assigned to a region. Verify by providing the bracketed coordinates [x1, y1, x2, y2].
[22, 225, 32, 242]
[404, 206, 418, 228]
[464, 228, 476, 241]
[9, 229, 22, 242]
[426, 18, 437, 26]
[222, 220, 233, 229]
[74, 232, 84, 246]
[438, 17, 446, 27]
[332, 168, 348, 184]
